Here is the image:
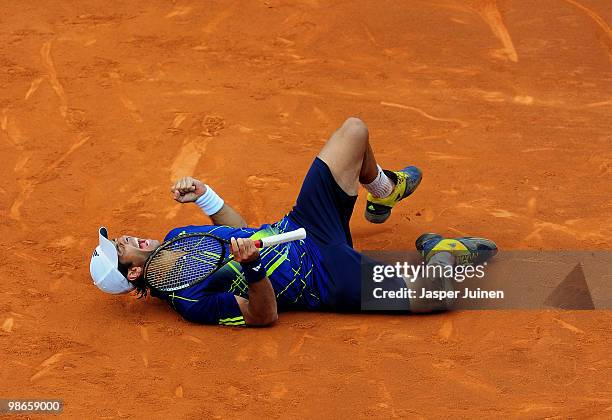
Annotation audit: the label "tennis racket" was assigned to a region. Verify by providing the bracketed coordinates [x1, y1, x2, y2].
[143, 228, 306, 292]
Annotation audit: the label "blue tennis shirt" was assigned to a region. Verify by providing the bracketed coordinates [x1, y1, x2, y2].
[151, 216, 330, 326]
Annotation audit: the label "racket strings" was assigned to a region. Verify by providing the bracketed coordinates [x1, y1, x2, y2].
[145, 235, 226, 291]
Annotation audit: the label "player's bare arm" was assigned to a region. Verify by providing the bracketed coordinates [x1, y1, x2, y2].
[230, 237, 278, 326]
[171, 176, 247, 228]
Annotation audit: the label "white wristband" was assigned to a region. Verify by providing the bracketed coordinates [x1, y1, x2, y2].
[195, 185, 224, 216]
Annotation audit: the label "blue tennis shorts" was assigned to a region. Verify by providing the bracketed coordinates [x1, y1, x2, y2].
[287, 158, 407, 311]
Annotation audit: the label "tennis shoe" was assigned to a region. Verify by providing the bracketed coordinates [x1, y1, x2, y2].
[365, 165, 422, 223]
[415, 233, 498, 265]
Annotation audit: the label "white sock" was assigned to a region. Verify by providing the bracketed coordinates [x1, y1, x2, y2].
[428, 252, 455, 267]
[363, 165, 395, 198]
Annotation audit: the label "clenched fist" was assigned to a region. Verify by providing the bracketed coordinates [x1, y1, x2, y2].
[171, 176, 206, 203]
[230, 237, 260, 263]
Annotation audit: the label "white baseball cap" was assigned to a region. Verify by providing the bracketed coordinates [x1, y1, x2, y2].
[90, 227, 135, 294]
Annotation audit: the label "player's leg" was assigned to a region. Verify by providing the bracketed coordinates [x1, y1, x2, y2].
[318, 244, 411, 312]
[288, 118, 374, 247]
[317, 117, 378, 196]
[288, 117, 421, 248]
[318, 117, 423, 224]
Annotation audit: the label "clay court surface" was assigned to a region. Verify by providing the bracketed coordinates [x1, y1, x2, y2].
[1, 0, 611, 418]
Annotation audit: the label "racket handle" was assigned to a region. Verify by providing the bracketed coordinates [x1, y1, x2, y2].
[253, 228, 306, 248]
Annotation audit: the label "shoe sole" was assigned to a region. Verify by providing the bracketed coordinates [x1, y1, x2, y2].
[364, 210, 391, 224]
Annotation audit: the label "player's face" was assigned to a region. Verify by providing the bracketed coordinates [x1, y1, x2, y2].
[113, 235, 160, 268]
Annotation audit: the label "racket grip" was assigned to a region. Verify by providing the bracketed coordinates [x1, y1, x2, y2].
[253, 228, 306, 248]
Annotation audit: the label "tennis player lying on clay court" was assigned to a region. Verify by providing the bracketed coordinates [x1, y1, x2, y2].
[90, 118, 497, 326]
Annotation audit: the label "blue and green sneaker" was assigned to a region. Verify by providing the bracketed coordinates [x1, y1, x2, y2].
[365, 166, 422, 224]
[415, 233, 498, 265]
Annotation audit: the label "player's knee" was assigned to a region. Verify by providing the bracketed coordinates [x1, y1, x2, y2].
[340, 117, 369, 143]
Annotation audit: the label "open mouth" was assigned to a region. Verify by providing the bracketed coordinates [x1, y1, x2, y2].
[138, 239, 149, 249]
